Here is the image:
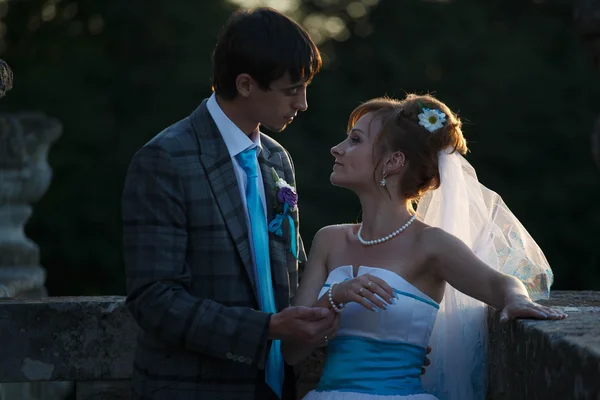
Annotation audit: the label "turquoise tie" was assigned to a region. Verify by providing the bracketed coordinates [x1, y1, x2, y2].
[236, 147, 283, 398]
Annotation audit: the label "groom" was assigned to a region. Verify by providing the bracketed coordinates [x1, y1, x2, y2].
[122, 7, 338, 400]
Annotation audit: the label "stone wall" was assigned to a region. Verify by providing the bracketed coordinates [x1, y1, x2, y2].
[0, 292, 598, 399]
[0, 297, 135, 400]
[0, 297, 136, 383]
[487, 291, 600, 400]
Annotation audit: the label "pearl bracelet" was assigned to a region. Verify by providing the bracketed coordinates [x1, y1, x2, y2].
[328, 283, 345, 313]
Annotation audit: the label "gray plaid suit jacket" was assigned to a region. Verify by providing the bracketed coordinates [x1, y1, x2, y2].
[122, 99, 307, 399]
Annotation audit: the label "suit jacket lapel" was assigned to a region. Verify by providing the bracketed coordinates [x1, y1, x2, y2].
[259, 145, 290, 311]
[193, 101, 258, 301]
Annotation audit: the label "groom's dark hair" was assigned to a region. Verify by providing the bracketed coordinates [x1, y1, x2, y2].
[211, 7, 322, 100]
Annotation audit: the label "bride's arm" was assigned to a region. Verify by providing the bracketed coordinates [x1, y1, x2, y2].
[424, 227, 566, 322]
[283, 226, 396, 365]
[283, 227, 337, 365]
[292, 227, 332, 308]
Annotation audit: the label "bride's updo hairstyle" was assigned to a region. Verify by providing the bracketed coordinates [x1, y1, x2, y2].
[348, 93, 468, 212]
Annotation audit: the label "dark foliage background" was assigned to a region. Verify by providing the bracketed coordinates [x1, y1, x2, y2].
[0, 0, 598, 295]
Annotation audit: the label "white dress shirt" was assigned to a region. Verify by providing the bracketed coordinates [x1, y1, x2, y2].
[206, 93, 268, 281]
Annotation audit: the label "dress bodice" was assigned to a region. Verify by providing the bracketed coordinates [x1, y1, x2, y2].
[314, 265, 440, 397]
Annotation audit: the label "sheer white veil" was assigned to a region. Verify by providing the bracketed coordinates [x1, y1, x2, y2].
[417, 149, 554, 400]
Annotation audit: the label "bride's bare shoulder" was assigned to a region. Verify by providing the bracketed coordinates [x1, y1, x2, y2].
[304, 224, 355, 268]
[416, 224, 447, 241]
[313, 224, 357, 244]
[415, 224, 464, 259]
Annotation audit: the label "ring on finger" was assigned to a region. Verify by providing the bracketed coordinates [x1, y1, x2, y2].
[359, 287, 365, 295]
[367, 281, 373, 289]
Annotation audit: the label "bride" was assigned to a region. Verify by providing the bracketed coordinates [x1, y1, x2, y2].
[282, 94, 566, 400]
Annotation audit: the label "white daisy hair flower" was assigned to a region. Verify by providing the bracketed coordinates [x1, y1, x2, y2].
[418, 108, 447, 132]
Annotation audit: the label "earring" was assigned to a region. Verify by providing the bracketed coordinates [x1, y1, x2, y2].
[379, 172, 387, 187]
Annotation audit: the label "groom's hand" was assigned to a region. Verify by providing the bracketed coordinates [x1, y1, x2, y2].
[269, 306, 339, 346]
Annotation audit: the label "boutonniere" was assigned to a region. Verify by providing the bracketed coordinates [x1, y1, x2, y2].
[268, 168, 299, 260]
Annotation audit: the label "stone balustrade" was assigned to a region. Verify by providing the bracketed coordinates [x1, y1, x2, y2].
[0, 292, 598, 400]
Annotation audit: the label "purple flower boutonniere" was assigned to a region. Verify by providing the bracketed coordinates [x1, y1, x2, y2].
[268, 168, 298, 259]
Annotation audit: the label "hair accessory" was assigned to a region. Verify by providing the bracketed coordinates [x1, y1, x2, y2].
[418, 108, 447, 132]
[416, 100, 447, 132]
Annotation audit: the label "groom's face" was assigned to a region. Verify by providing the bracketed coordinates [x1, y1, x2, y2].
[250, 74, 308, 132]
[330, 112, 382, 189]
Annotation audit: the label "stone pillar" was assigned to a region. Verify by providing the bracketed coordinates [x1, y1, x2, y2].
[0, 112, 61, 298]
[574, 0, 600, 169]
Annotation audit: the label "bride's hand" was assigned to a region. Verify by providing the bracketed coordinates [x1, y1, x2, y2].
[332, 273, 396, 312]
[499, 295, 567, 323]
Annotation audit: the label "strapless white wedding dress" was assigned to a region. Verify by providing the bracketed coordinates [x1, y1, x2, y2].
[302, 265, 440, 400]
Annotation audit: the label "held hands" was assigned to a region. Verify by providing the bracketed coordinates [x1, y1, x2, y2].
[331, 273, 397, 312]
[499, 295, 567, 324]
[270, 306, 340, 346]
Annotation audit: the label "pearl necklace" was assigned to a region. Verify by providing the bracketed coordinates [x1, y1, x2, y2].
[357, 214, 417, 246]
